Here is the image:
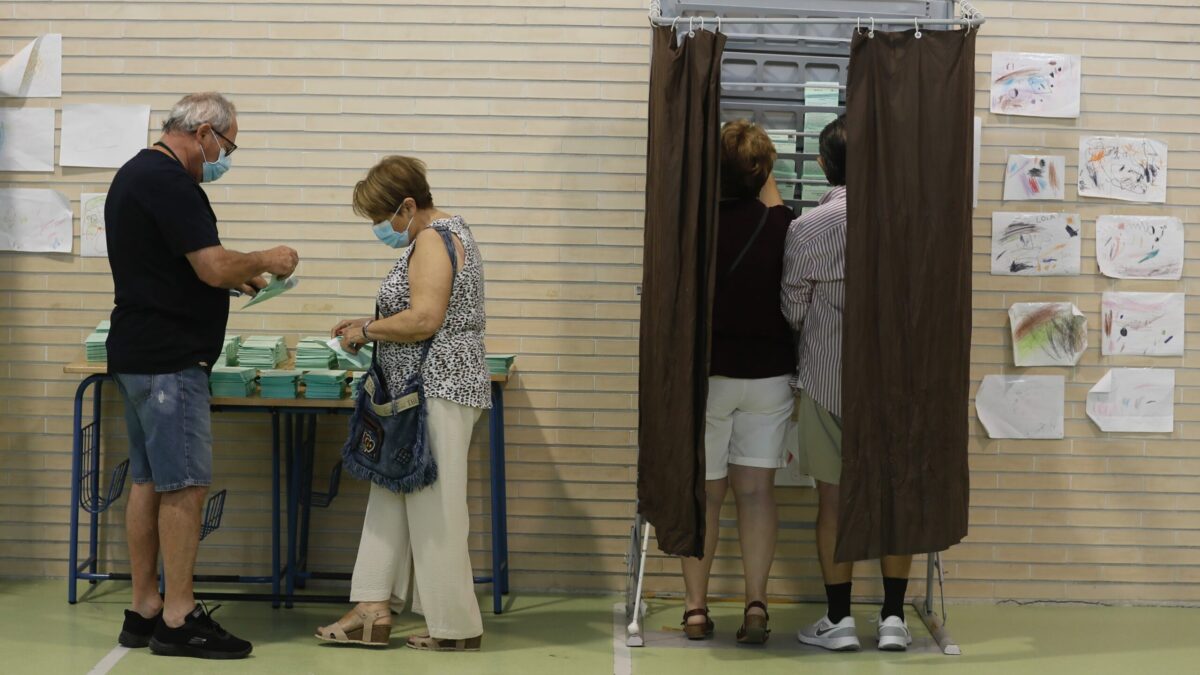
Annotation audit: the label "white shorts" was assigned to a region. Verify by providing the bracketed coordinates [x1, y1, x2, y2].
[704, 375, 793, 480]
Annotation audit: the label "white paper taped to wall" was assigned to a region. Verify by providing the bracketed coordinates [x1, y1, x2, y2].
[976, 375, 1065, 440]
[80, 192, 108, 258]
[0, 107, 55, 172]
[0, 187, 73, 253]
[60, 104, 152, 168]
[1086, 368, 1174, 433]
[0, 34, 62, 98]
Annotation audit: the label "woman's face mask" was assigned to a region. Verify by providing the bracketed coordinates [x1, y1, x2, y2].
[373, 201, 415, 248]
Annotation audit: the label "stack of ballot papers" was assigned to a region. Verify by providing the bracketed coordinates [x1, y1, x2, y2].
[296, 337, 336, 369]
[85, 332, 107, 362]
[349, 372, 367, 399]
[259, 370, 301, 399]
[209, 366, 257, 397]
[485, 354, 515, 376]
[302, 369, 349, 400]
[219, 334, 241, 366]
[238, 336, 287, 369]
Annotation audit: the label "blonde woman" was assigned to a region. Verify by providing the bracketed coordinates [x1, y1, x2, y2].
[315, 156, 490, 651]
[680, 121, 796, 644]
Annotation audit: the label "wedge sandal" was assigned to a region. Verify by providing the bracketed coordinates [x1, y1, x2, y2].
[681, 607, 714, 640]
[736, 601, 770, 645]
[405, 634, 482, 651]
[314, 607, 392, 646]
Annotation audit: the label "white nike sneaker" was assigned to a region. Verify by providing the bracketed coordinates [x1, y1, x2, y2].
[876, 615, 912, 651]
[796, 614, 861, 651]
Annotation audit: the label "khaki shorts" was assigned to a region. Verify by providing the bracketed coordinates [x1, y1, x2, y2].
[794, 389, 842, 485]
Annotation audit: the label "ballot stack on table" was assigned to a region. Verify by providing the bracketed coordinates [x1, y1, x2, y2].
[84, 320, 109, 362]
[302, 370, 349, 399]
[237, 336, 287, 369]
[259, 369, 301, 399]
[209, 366, 257, 397]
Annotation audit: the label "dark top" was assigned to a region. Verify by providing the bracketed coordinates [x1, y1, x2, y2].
[105, 149, 227, 374]
[710, 199, 797, 379]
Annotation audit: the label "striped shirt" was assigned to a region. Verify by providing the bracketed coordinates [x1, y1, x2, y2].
[781, 186, 847, 417]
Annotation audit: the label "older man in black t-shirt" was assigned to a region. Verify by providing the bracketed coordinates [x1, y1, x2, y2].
[105, 91, 298, 660]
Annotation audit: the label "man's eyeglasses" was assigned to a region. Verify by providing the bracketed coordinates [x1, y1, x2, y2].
[213, 128, 238, 156]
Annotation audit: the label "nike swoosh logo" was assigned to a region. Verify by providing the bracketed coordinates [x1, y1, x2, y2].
[815, 626, 839, 637]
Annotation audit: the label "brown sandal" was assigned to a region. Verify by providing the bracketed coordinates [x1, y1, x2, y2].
[736, 601, 770, 645]
[314, 606, 392, 646]
[682, 607, 714, 640]
[405, 633, 482, 651]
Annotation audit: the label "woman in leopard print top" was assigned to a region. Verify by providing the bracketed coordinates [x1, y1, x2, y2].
[316, 156, 488, 651]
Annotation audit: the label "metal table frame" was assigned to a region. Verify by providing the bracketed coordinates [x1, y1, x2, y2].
[65, 363, 511, 613]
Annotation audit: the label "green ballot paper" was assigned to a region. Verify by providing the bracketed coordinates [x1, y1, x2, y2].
[241, 275, 299, 309]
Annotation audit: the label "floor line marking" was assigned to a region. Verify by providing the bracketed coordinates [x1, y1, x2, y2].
[613, 602, 633, 675]
[86, 645, 130, 675]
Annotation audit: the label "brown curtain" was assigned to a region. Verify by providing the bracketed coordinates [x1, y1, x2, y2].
[637, 24, 726, 558]
[838, 28, 976, 562]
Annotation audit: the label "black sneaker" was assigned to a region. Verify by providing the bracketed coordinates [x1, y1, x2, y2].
[118, 608, 161, 648]
[149, 603, 252, 660]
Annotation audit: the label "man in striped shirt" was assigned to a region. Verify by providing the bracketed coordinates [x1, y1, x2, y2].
[781, 115, 914, 652]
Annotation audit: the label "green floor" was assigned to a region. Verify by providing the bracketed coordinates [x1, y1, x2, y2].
[2, 579, 1197, 674]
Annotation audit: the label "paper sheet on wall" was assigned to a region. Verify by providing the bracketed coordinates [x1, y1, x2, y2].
[1086, 368, 1174, 433]
[1078, 136, 1167, 203]
[0, 187, 73, 253]
[0, 107, 55, 172]
[241, 274, 299, 309]
[1003, 154, 1066, 201]
[990, 52, 1081, 118]
[991, 212, 1081, 276]
[60, 104, 151, 168]
[0, 34, 62, 98]
[80, 192, 108, 258]
[1101, 292, 1184, 356]
[976, 375, 1065, 440]
[1095, 215, 1183, 280]
[1009, 302, 1088, 366]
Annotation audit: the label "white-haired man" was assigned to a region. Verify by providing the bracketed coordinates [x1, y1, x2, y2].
[106, 91, 298, 659]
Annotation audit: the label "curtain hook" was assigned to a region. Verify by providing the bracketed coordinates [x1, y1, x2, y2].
[716, 15, 721, 34]
[688, 15, 696, 37]
[671, 15, 680, 32]
[698, 16, 705, 33]
[869, 17, 876, 38]
[914, 17, 922, 38]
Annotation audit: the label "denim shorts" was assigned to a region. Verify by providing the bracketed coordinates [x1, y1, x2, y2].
[114, 368, 213, 492]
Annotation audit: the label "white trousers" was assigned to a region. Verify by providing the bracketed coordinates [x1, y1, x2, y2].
[349, 397, 484, 639]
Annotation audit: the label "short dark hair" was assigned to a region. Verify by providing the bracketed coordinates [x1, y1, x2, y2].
[818, 115, 847, 186]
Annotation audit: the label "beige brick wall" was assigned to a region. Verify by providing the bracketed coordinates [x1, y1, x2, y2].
[1, 0, 1198, 606]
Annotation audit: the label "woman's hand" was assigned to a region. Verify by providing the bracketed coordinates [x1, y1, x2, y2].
[339, 324, 369, 354]
[331, 317, 369, 339]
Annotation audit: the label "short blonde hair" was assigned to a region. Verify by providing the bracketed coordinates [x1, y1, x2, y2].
[352, 156, 434, 222]
[720, 120, 777, 200]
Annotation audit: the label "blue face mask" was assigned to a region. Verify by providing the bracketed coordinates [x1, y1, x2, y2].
[199, 131, 232, 183]
[373, 203, 415, 248]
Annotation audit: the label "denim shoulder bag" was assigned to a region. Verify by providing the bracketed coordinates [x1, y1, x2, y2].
[340, 226, 458, 494]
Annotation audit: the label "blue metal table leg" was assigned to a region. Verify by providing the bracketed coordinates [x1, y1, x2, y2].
[271, 411, 282, 608]
[494, 384, 510, 596]
[68, 375, 101, 604]
[488, 381, 508, 614]
[285, 413, 298, 608]
[296, 414, 317, 590]
[88, 378, 103, 579]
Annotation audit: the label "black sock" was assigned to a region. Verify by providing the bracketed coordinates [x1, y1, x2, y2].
[825, 582, 852, 623]
[881, 576, 908, 621]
